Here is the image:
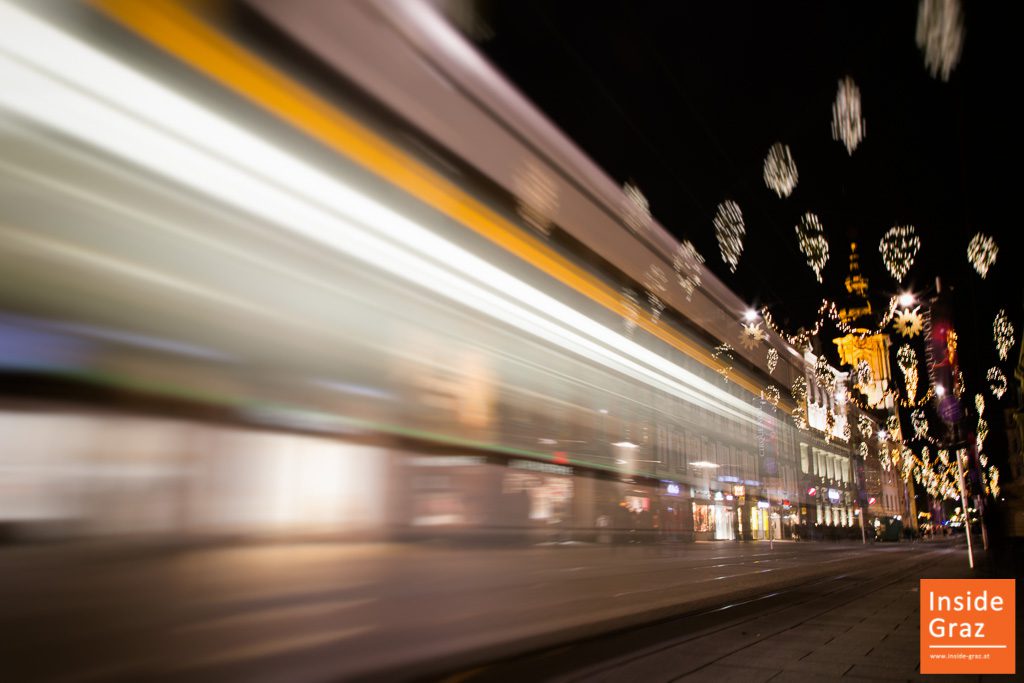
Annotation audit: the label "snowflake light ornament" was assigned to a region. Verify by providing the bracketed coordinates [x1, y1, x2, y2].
[879, 225, 921, 282]
[766, 348, 779, 375]
[622, 182, 652, 235]
[893, 307, 923, 338]
[795, 212, 830, 282]
[713, 200, 745, 272]
[988, 367, 1007, 399]
[739, 322, 766, 350]
[916, 0, 964, 82]
[993, 309, 1015, 361]
[831, 77, 866, 155]
[673, 240, 704, 301]
[967, 233, 998, 278]
[763, 142, 798, 198]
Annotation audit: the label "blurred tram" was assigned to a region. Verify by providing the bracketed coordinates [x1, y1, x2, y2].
[0, 0, 866, 544]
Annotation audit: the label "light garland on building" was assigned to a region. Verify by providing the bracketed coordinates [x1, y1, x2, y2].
[967, 233, 998, 279]
[763, 142, 799, 197]
[621, 287, 641, 337]
[795, 212, 830, 282]
[987, 367, 1007, 399]
[897, 344, 919, 402]
[858, 415, 874, 440]
[831, 76, 866, 155]
[766, 348, 779, 374]
[993, 309, 1015, 361]
[761, 384, 781, 408]
[859, 442, 869, 460]
[814, 354, 835, 392]
[673, 240, 704, 301]
[916, 0, 964, 82]
[911, 409, 929, 440]
[791, 376, 808, 430]
[713, 200, 745, 272]
[879, 225, 921, 282]
[975, 393, 985, 417]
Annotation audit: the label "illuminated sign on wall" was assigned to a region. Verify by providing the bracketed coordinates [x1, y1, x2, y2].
[828, 488, 841, 502]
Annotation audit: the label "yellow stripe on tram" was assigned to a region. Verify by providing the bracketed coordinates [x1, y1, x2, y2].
[92, 0, 779, 408]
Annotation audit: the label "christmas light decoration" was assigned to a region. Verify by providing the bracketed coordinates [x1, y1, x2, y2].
[893, 307, 924, 338]
[859, 442, 869, 460]
[713, 343, 734, 382]
[993, 309, 1015, 361]
[672, 240, 704, 301]
[739, 322, 766, 350]
[824, 410, 836, 442]
[622, 182, 651, 235]
[842, 422, 852, 442]
[858, 415, 874, 440]
[967, 233, 998, 278]
[513, 159, 558, 237]
[766, 348, 779, 375]
[795, 212, 830, 282]
[886, 414, 901, 441]
[987, 367, 1007, 399]
[763, 142, 798, 198]
[855, 360, 873, 387]
[831, 76, 866, 155]
[879, 225, 920, 282]
[713, 200, 745, 272]
[989, 465, 1000, 497]
[911, 410, 929, 439]
[642, 264, 668, 324]
[761, 384, 780, 408]
[814, 354, 835, 392]
[976, 418, 988, 450]
[916, 0, 964, 82]
[975, 393, 985, 417]
[897, 345, 919, 402]
[791, 376, 808, 430]
[937, 448, 948, 466]
[621, 287, 641, 337]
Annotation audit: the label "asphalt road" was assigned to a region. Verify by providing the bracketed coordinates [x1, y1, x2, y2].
[0, 538, 971, 681]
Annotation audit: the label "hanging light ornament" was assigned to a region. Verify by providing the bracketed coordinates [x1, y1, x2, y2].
[975, 393, 985, 417]
[988, 367, 1007, 399]
[911, 410, 929, 439]
[858, 415, 874, 440]
[763, 142, 798, 198]
[713, 200, 745, 272]
[831, 77, 866, 155]
[886, 414, 902, 441]
[937, 448, 948, 466]
[621, 287, 642, 337]
[977, 418, 989, 451]
[791, 376, 809, 430]
[766, 348, 779, 375]
[795, 212, 830, 282]
[672, 240, 704, 301]
[842, 422, 852, 442]
[761, 384, 781, 408]
[739, 322, 766, 350]
[893, 307, 924, 338]
[897, 345, 919, 402]
[993, 309, 1015, 361]
[859, 442, 869, 460]
[713, 343, 735, 383]
[621, 182, 652, 235]
[879, 225, 921, 282]
[855, 360, 873, 387]
[814, 354, 835, 392]
[642, 264, 668, 324]
[966, 233, 998, 279]
[916, 0, 964, 82]
[513, 159, 558, 237]
[989, 466, 1001, 497]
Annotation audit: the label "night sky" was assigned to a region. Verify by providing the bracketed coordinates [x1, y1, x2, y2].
[476, 1, 1019, 402]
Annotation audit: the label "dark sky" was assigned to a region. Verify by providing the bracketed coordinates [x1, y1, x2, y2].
[475, 0, 1020, 405]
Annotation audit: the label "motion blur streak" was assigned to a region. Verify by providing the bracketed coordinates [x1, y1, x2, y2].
[0, 0, 757, 424]
[91, 0, 777, 407]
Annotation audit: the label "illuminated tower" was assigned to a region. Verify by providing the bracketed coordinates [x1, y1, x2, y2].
[832, 243, 893, 409]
